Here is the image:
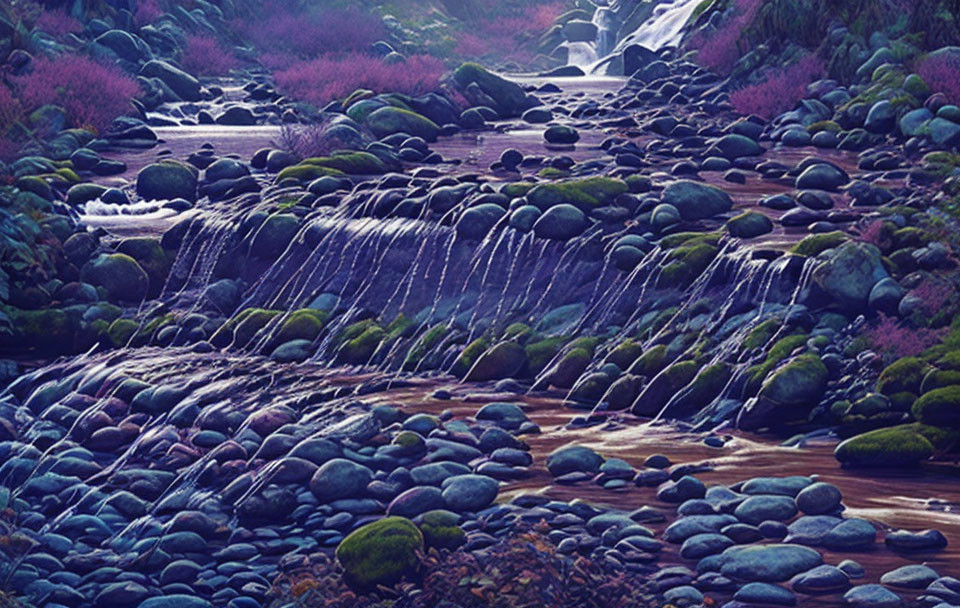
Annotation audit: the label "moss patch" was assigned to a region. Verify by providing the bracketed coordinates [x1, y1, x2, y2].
[336, 516, 423, 589]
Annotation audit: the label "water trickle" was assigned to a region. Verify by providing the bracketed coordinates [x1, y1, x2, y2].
[614, 0, 703, 52]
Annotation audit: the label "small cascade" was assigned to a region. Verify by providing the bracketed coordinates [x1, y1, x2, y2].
[612, 0, 703, 53]
[593, 7, 618, 57]
[564, 41, 601, 68]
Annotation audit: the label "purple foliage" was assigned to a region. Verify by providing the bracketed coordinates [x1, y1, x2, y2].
[273, 54, 444, 106]
[34, 10, 82, 38]
[14, 53, 140, 133]
[181, 35, 239, 77]
[910, 278, 954, 318]
[235, 4, 385, 60]
[866, 313, 948, 359]
[917, 53, 960, 105]
[691, 0, 764, 73]
[729, 55, 825, 118]
[274, 122, 353, 160]
[135, 0, 164, 26]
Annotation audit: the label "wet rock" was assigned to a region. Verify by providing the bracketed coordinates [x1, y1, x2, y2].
[80, 254, 149, 303]
[796, 163, 849, 191]
[464, 341, 526, 381]
[795, 482, 842, 515]
[336, 517, 423, 588]
[822, 518, 877, 550]
[791, 564, 849, 593]
[544, 125, 580, 144]
[661, 180, 733, 221]
[657, 476, 706, 503]
[734, 495, 798, 525]
[719, 544, 823, 583]
[880, 564, 939, 589]
[680, 533, 734, 559]
[727, 211, 773, 238]
[441, 474, 499, 512]
[140, 60, 201, 101]
[387, 486, 445, 518]
[734, 582, 797, 606]
[547, 445, 604, 477]
[309, 459, 373, 502]
[710, 134, 763, 160]
[137, 160, 199, 202]
[884, 528, 948, 552]
[533, 204, 588, 240]
[812, 242, 889, 310]
[843, 584, 902, 608]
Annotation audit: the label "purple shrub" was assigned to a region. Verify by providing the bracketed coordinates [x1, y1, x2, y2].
[181, 35, 239, 77]
[274, 122, 353, 160]
[910, 278, 954, 318]
[34, 10, 82, 38]
[236, 4, 385, 60]
[728, 55, 824, 118]
[858, 219, 887, 248]
[14, 53, 140, 133]
[866, 313, 948, 360]
[917, 53, 960, 105]
[134, 0, 164, 26]
[273, 54, 444, 107]
[691, 0, 764, 73]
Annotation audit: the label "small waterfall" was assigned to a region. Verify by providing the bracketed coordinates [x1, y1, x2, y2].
[593, 7, 618, 57]
[564, 41, 600, 68]
[613, 0, 703, 52]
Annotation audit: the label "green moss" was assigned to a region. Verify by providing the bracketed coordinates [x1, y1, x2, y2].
[452, 336, 491, 377]
[417, 510, 465, 550]
[606, 339, 643, 369]
[336, 516, 423, 588]
[277, 309, 328, 344]
[675, 362, 732, 412]
[503, 323, 533, 343]
[807, 120, 842, 134]
[742, 319, 780, 352]
[538, 167, 570, 179]
[526, 177, 628, 212]
[546, 347, 591, 388]
[657, 242, 719, 289]
[336, 321, 386, 365]
[137, 313, 175, 343]
[920, 369, 960, 394]
[628, 344, 669, 377]
[211, 308, 283, 348]
[876, 357, 929, 395]
[746, 333, 809, 393]
[302, 152, 389, 175]
[659, 231, 722, 250]
[106, 318, 138, 347]
[633, 360, 699, 417]
[403, 324, 448, 370]
[912, 385, 960, 427]
[275, 163, 345, 183]
[464, 341, 527, 381]
[452, 62, 530, 117]
[922, 151, 960, 179]
[524, 336, 567, 375]
[366, 106, 441, 141]
[835, 425, 935, 467]
[501, 182, 535, 198]
[789, 232, 849, 256]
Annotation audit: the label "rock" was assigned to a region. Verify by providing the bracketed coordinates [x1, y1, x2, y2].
[138, 596, 212, 608]
[657, 476, 706, 503]
[822, 518, 877, 550]
[441, 475, 499, 512]
[835, 426, 934, 468]
[452, 63, 533, 117]
[622, 44, 658, 76]
[544, 125, 580, 144]
[217, 106, 256, 126]
[864, 100, 896, 134]
[457, 204, 507, 240]
[868, 278, 905, 313]
[309, 458, 373, 502]
[387, 486, 445, 518]
[879, 564, 939, 589]
[546, 445, 604, 477]
[734, 582, 797, 606]
[140, 60, 201, 101]
[509, 205, 541, 232]
[137, 160, 199, 202]
[562, 19, 598, 42]
[727, 211, 773, 238]
[740, 355, 828, 430]
[912, 386, 960, 427]
[842, 584, 902, 608]
[929, 117, 960, 146]
[711, 134, 763, 159]
[366, 107, 441, 141]
[812, 242, 889, 310]
[719, 544, 823, 582]
[336, 517, 423, 588]
[796, 164, 849, 191]
[476, 402, 528, 429]
[95, 582, 150, 607]
[533, 204, 589, 240]
[734, 495, 799, 525]
[464, 341, 526, 381]
[884, 528, 948, 552]
[661, 180, 733, 221]
[80, 254, 149, 303]
[899, 108, 933, 137]
[791, 565, 850, 593]
[680, 533, 734, 559]
[796, 482, 842, 515]
[651, 203, 682, 232]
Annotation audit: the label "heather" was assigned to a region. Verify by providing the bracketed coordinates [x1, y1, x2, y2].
[453, 2, 565, 63]
[917, 52, 960, 104]
[728, 55, 824, 118]
[690, 0, 764, 73]
[12, 53, 139, 133]
[181, 34, 240, 77]
[273, 54, 445, 107]
[34, 9, 82, 38]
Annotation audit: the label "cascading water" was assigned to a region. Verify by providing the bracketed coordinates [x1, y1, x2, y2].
[592, 6, 618, 57]
[614, 0, 704, 51]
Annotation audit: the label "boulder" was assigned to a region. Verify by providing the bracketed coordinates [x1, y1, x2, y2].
[140, 60, 201, 101]
[812, 242, 889, 310]
[661, 180, 733, 221]
[136, 160, 199, 202]
[336, 517, 423, 588]
[533, 204, 589, 240]
[719, 544, 823, 582]
[80, 254, 149, 303]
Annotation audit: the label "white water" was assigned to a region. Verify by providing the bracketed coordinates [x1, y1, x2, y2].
[563, 41, 600, 68]
[614, 0, 703, 52]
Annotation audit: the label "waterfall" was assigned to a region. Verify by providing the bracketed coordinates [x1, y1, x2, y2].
[593, 7, 618, 57]
[563, 41, 600, 68]
[613, 0, 703, 53]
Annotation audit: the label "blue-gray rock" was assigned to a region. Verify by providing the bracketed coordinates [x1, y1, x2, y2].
[796, 163, 849, 191]
[533, 204, 589, 240]
[879, 564, 939, 589]
[842, 584, 902, 608]
[411, 462, 472, 486]
[795, 482, 843, 515]
[719, 544, 823, 582]
[822, 518, 877, 550]
[138, 595, 213, 608]
[387, 486, 445, 518]
[546, 445, 604, 476]
[661, 181, 733, 221]
[734, 495, 798, 525]
[308, 458, 373, 502]
[735, 581, 797, 606]
[441, 474, 499, 512]
[790, 564, 849, 593]
[864, 100, 896, 134]
[457, 204, 507, 240]
[680, 533, 734, 559]
[658, 476, 706, 503]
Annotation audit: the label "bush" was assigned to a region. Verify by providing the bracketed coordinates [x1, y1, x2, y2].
[135, 0, 165, 26]
[865, 313, 948, 361]
[181, 35, 239, 76]
[691, 0, 764, 73]
[917, 52, 960, 104]
[273, 54, 444, 106]
[452, 2, 564, 62]
[14, 53, 139, 133]
[236, 3, 385, 60]
[729, 55, 825, 118]
[35, 9, 82, 38]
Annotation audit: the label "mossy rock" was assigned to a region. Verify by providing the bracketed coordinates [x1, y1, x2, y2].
[136, 159, 199, 202]
[336, 516, 423, 589]
[337, 323, 386, 365]
[106, 318, 139, 347]
[876, 357, 930, 396]
[306, 151, 393, 175]
[452, 336, 491, 377]
[757, 353, 828, 407]
[66, 183, 108, 206]
[275, 309, 328, 345]
[606, 339, 643, 369]
[660, 180, 733, 221]
[453, 62, 532, 117]
[835, 425, 934, 467]
[275, 163, 345, 183]
[525, 177, 628, 213]
[789, 232, 849, 257]
[657, 242, 718, 289]
[1, 307, 78, 354]
[727, 211, 773, 239]
[660, 231, 721, 249]
[501, 182, 535, 198]
[250, 213, 300, 260]
[912, 386, 960, 428]
[366, 107, 441, 142]
[742, 319, 780, 352]
[667, 362, 732, 415]
[626, 344, 667, 377]
[745, 334, 808, 394]
[80, 253, 150, 303]
[211, 308, 282, 348]
[416, 510, 465, 550]
[502, 323, 533, 343]
[544, 347, 592, 389]
[632, 360, 699, 417]
[464, 341, 527, 381]
[403, 324, 448, 370]
[117, 237, 171, 294]
[524, 336, 567, 375]
[920, 369, 960, 395]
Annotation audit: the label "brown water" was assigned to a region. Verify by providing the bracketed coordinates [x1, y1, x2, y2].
[357, 377, 960, 605]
